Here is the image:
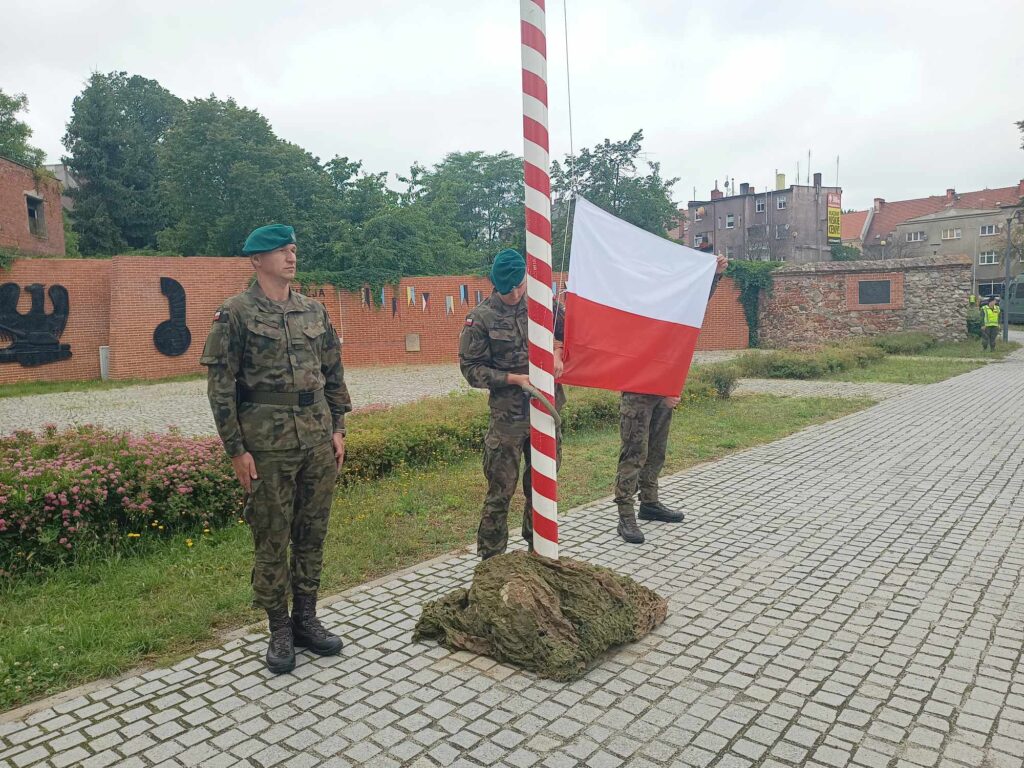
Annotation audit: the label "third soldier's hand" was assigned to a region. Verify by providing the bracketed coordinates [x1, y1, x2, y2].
[663, 396, 681, 409]
[506, 373, 530, 388]
[231, 452, 258, 493]
[332, 433, 346, 469]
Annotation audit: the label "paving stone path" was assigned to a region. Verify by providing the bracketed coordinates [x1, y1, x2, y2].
[2, 347, 1023, 768]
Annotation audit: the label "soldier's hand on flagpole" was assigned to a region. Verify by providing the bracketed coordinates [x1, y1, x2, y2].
[332, 433, 346, 469]
[507, 373, 530, 388]
[715, 254, 729, 274]
[231, 452, 258, 493]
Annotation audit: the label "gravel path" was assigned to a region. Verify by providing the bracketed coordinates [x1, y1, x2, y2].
[0, 351, 745, 436]
[734, 377, 917, 401]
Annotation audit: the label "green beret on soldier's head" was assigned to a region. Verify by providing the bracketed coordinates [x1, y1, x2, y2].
[242, 224, 296, 255]
[490, 248, 527, 294]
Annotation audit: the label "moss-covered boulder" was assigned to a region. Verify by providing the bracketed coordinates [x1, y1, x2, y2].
[414, 551, 668, 681]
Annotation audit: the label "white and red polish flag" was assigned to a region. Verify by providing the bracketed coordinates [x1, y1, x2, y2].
[560, 196, 717, 398]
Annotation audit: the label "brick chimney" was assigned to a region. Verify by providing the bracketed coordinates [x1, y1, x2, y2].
[945, 188, 956, 204]
[1018, 179, 1024, 196]
[813, 172, 822, 188]
[710, 181, 724, 200]
[873, 198, 885, 213]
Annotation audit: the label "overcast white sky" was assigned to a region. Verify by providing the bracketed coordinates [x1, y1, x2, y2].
[2, 0, 1022, 211]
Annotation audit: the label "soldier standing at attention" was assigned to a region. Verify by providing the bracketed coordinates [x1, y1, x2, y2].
[201, 224, 351, 674]
[615, 251, 729, 544]
[459, 248, 565, 559]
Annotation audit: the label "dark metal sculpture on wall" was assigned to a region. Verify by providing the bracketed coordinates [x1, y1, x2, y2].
[0, 283, 72, 366]
[153, 277, 192, 357]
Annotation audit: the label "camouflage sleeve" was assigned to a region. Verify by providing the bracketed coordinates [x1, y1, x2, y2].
[459, 316, 507, 389]
[553, 301, 565, 343]
[200, 307, 246, 458]
[321, 311, 352, 434]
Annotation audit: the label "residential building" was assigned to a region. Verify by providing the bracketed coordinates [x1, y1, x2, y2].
[841, 210, 868, 250]
[861, 181, 1024, 260]
[0, 155, 66, 257]
[687, 173, 841, 263]
[43, 163, 78, 211]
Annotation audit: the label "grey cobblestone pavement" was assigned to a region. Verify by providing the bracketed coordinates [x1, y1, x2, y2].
[2, 347, 1024, 767]
[733, 379, 916, 401]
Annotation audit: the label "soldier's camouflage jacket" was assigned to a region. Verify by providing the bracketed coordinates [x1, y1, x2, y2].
[459, 290, 565, 419]
[200, 282, 352, 456]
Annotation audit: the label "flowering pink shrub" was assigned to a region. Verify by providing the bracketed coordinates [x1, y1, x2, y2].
[0, 425, 242, 577]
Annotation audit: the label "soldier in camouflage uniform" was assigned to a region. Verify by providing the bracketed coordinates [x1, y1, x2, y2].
[201, 224, 352, 674]
[615, 252, 729, 544]
[459, 249, 565, 559]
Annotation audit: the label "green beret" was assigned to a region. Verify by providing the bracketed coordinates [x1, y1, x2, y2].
[490, 248, 526, 294]
[242, 224, 296, 255]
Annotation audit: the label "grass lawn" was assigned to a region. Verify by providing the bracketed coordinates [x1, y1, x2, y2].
[0, 394, 870, 711]
[824, 356, 984, 384]
[913, 339, 1020, 359]
[0, 373, 204, 400]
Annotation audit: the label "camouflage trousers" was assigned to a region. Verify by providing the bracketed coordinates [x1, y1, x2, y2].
[614, 392, 674, 511]
[478, 417, 562, 559]
[244, 440, 338, 611]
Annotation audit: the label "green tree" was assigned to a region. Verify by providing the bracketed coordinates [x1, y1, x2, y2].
[550, 130, 679, 267]
[412, 151, 525, 255]
[63, 72, 183, 254]
[156, 96, 343, 264]
[1017, 119, 1023, 151]
[830, 243, 862, 261]
[0, 90, 45, 167]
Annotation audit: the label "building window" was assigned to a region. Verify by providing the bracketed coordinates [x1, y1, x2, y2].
[978, 282, 1004, 297]
[940, 228, 961, 240]
[858, 280, 892, 305]
[979, 251, 998, 265]
[755, 199, 766, 213]
[725, 246, 735, 258]
[906, 231, 925, 243]
[980, 224, 996, 236]
[694, 209, 703, 222]
[725, 213, 735, 229]
[26, 196, 46, 238]
[774, 224, 786, 239]
[776, 197, 787, 210]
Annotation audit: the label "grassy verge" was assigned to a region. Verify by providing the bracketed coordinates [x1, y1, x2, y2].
[912, 339, 1020, 359]
[0, 394, 869, 711]
[824, 357, 984, 384]
[0, 373, 204, 400]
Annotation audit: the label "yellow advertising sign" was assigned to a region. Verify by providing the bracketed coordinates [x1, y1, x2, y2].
[827, 191, 842, 244]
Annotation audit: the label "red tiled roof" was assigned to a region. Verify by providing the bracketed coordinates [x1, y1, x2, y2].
[841, 210, 868, 241]
[864, 181, 1024, 243]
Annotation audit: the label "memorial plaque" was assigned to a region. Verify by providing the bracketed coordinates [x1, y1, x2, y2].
[858, 279, 891, 305]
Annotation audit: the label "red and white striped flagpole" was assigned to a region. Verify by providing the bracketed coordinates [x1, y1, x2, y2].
[520, 0, 558, 560]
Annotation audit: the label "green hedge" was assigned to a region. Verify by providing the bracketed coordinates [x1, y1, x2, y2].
[2, 383, 728, 578]
[867, 332, 937, 355]
[736, 344, 884, 380]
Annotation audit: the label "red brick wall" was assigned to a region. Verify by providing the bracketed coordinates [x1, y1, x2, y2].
[0, 158, 65, 257]
[0, 259, 110, 384]
[1, 257, 749, 384]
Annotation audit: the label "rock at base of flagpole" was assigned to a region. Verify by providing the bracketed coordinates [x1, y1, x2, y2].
[413, 551, 668, 681]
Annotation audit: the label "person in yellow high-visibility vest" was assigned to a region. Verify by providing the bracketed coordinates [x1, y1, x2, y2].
[981, 296, 1002, 352]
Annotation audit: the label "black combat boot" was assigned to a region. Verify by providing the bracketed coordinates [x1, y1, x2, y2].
[292, 594, 344, 656]
[617, 508, 645, 544]
[265, 606, 296, 674]
[639, 500, 685, 523]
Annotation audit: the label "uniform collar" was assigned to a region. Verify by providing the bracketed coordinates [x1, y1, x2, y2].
[247, 281, 306, 313]
[490, 289, 526, 316]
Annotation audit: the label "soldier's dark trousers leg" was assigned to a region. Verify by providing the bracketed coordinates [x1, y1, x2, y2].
[479, 423, 527, 558]
[638, 401, 674, 504]
[291, 441, 338, 598]
[614, 394, 659, 510]
[247, 450, 303, 611]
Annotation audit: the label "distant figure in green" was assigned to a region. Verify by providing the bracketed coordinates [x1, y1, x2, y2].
[201, 224, 351, 674]
[981, 296, 1001, 352]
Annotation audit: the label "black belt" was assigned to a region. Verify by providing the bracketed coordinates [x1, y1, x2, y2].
[238, 388, 324, 407]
